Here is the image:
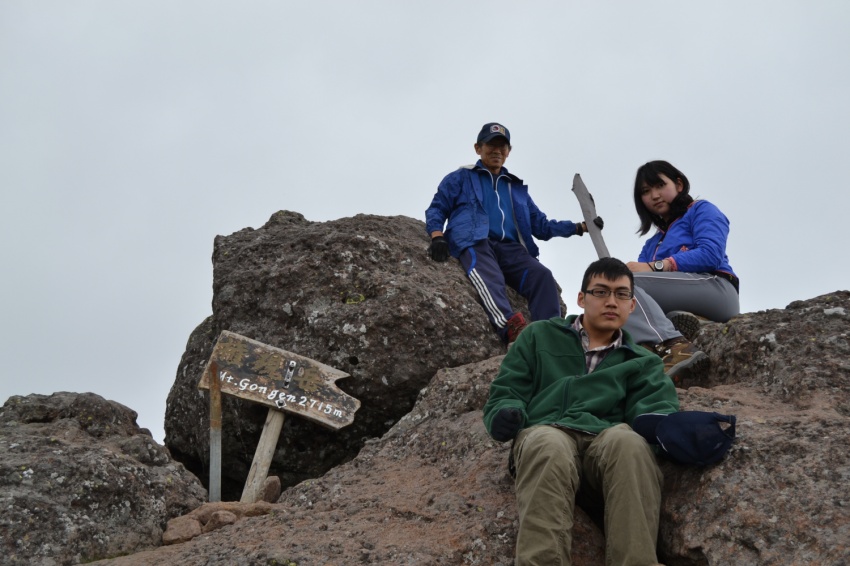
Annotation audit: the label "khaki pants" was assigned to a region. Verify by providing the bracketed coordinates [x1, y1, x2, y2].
[513, 424, 663, 566]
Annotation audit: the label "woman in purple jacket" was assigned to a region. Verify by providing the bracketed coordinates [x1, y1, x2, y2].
[624, 160, 739, 383]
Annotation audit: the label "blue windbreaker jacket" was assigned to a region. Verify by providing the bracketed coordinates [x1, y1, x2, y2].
[638, 200, 736, 277]
[425, 163, 578, 258]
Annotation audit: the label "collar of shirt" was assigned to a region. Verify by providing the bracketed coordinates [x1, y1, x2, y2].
[572, 315, 623, 373]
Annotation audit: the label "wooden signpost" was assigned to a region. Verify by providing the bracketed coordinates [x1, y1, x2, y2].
[199, 330, 360, 503]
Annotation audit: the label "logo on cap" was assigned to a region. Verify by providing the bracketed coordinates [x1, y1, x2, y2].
[490, 125, 506, 135]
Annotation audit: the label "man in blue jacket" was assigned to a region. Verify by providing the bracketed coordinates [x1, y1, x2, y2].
[425, 122, 601, 344]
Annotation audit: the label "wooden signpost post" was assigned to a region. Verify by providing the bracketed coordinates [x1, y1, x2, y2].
[208, 360, 223, 502]
[198, 330, 360, 503]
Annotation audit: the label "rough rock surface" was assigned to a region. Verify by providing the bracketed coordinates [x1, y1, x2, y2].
[87, 290, 850, 565]
[161, 501, 274, 545]
[0, 392, 207, 565]
[165, 211, 562, 500]
[657, 290, 850, 564]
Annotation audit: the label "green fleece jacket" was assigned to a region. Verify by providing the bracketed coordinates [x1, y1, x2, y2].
[483, 315, 679, 437]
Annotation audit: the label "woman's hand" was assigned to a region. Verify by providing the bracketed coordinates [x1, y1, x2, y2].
[627, 261, 653, 273]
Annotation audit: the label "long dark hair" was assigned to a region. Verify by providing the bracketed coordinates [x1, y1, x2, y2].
[633, 160, 694, 235]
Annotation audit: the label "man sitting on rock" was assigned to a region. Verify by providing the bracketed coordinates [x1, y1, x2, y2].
[483, 257, 679, 565]
[425, 122, 601, 345]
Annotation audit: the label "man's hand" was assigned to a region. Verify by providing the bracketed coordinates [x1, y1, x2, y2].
[428, 236, 450, 262]
[576, 216, 603, 236]
[491, 407, 523, 442]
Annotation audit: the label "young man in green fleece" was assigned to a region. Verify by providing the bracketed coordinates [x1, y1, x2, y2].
[483, 257, 679, 566]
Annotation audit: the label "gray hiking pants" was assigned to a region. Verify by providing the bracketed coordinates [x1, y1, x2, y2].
[624, 272, 739, 344]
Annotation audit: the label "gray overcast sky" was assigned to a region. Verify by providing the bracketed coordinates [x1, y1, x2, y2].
[2, 2, 849, 443]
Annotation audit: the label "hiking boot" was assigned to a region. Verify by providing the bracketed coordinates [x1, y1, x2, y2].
[666, 310, 702, 342]
[659, 337, 709, 386]
[505, 312, 528, 344]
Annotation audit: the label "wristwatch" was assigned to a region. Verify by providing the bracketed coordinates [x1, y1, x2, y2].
[652, 260, 665, 272]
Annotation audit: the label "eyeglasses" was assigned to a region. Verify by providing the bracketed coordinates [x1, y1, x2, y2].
[583, 288, 634, 300]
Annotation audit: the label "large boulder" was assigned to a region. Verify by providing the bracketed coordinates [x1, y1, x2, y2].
[94, 291, 850, 565]
[0, 392, 207, 566]
[165, 212, 563, 500]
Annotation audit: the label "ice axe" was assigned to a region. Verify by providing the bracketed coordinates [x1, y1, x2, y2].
[572, 173, 609, 259]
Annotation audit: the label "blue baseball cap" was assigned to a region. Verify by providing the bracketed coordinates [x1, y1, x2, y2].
[477, 122, 511, 145]
[633, 411, 736, 466]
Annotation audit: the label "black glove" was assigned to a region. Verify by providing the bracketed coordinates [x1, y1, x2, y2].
[491, 407, 523, 442]
[428, 236, 450, 262]
[576, 216, 604, 236]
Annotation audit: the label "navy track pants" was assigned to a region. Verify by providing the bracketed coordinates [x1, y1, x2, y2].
[458, 239, 562, 341]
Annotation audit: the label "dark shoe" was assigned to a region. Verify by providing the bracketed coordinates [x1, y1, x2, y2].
[659, 337, 709, 386]
[666, 310, 702, 342]
[506, 312, 528, 344]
